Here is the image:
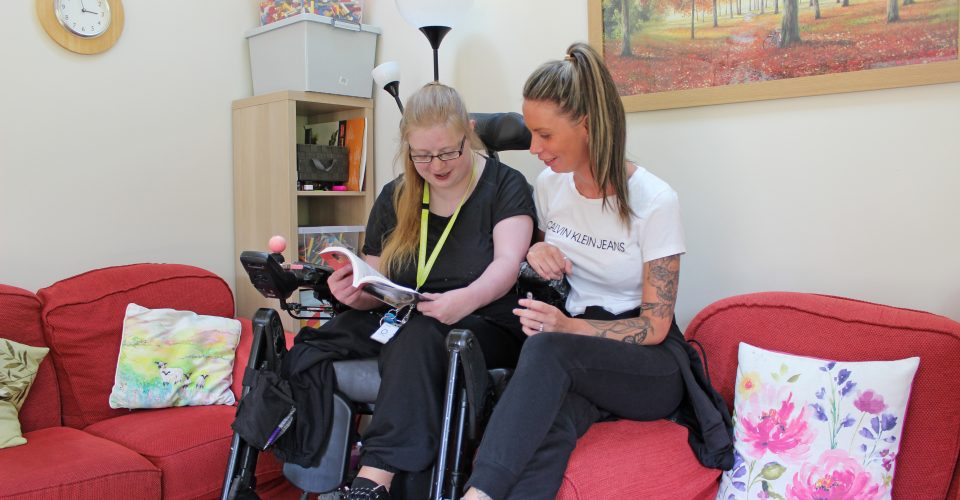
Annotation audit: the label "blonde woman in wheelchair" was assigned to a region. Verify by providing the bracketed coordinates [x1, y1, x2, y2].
[321, 82, 535, 500]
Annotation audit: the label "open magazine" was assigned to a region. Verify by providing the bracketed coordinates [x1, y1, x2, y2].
[319, 246, 430, 308]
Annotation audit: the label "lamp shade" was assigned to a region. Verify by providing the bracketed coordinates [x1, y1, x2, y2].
[395, 0, 474, 29]
[372, 61, 401, 88]
[372, 61, 405, 112]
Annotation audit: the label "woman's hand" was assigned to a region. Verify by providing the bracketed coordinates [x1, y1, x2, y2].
[417, 289, 476, 325]
[526, 242, 572, 280]
[327, 264, 366, 308]
[513, 297, 571, 336]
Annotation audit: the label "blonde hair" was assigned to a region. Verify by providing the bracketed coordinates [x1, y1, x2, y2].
[523, 42, 632, 226]
[379, 82, 484, 278]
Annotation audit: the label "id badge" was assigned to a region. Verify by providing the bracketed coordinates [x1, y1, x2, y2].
[371, 322, 400, 344]
[370, 306, 412, 344]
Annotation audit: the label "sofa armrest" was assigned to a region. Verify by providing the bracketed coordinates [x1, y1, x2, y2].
[685, 291, 960, 500]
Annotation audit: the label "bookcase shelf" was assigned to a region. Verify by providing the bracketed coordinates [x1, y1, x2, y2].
[297, 190, 368, 197]
[232, 90, 375, 331]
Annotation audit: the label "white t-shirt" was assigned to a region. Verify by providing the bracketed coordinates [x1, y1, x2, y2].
[535, 166, 686, 315]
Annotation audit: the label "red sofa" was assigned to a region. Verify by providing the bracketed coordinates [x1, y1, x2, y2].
[0, 264, 295, 499]
[6, 264, 959, 499]
[558, 292, 960, 499]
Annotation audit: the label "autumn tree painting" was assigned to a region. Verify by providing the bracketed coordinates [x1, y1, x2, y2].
[599, 0, 959, 96]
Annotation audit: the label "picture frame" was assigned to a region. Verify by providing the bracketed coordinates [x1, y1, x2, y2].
[588, 0, 960, 111]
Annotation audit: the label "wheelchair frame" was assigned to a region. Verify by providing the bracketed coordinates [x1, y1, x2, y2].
[221, 307, 496, 500]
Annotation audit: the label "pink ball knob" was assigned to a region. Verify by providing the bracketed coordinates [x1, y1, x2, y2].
[268, 235, 287, 253]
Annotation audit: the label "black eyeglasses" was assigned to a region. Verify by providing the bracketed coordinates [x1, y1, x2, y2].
[409, 136, 466, 164]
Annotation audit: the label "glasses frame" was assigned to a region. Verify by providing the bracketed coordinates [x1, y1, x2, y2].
[409, 136, 466, 164]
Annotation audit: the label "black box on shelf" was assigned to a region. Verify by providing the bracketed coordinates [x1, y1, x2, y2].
[297, 144, 349, 183]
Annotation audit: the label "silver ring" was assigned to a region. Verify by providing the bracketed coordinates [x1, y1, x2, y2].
[539, 323, 544, 332]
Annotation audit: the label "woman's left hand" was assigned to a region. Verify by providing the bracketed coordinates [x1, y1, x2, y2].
[514, 297, 570, 336]
[417, 289, 476, 325]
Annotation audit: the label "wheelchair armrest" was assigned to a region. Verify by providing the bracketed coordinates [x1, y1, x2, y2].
[446, 329, 489, 440]
[487, 368, 513, 401]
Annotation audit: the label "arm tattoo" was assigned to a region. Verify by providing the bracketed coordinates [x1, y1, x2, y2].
[643, 255, 680, 319]
[585, 316, 652, 344]
[581, 255, 680, 344]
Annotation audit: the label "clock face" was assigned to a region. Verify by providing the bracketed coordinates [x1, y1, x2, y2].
[54, 0, 111, 38]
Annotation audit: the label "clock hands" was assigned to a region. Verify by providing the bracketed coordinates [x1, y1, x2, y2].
[78, 0, 100, 15]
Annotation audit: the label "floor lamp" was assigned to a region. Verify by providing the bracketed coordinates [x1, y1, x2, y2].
[395, 0, 474, 82]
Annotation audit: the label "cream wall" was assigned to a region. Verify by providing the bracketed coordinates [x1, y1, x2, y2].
[1, 0, 957, 326]
[366, 0, 960, 325]
[0, 1, 257, 293]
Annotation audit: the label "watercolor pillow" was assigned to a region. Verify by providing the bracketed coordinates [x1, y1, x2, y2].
[109, 303, 241, 409]
[0, 338, 49, 448]
[717, 342, 919, 500]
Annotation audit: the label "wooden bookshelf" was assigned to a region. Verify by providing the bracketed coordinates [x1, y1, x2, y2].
[232, 91, 374, 332]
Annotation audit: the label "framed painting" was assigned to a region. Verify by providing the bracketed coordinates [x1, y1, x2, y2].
[587, 0, 960, 111]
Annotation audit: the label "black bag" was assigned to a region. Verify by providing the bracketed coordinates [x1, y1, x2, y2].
[296, 144, 349, 183]
[516, 261, 570, 310]
[231, 368, 297, 451]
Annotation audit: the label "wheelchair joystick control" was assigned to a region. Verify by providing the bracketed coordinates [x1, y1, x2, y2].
[268, 235, 287, 254]
[238, 235, 340, 318]
[268, 235, 305, 271]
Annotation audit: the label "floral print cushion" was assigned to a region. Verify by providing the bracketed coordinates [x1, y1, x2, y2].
[108, 303, 241, 409]
[717, 342, 919, 500]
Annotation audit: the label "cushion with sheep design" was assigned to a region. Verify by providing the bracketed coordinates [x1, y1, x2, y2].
[108, 303, 241, 409]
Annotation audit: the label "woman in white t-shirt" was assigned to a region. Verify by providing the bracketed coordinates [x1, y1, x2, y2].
[462, 42, 699, 500]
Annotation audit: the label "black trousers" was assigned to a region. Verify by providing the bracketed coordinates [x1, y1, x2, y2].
[465, 310, 685, 500]
[324, 309, 523, 474]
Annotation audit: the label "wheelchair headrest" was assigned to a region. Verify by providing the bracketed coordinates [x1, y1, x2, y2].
[470, 112, 532, 154]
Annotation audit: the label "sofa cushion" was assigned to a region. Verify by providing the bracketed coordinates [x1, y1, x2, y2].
[0, 338, 49, 448]
[557, 419, 720, 499]
[0, 425, 160, 498]
[37, 263, 236, 428]
[719, 342, 919, 499]
[109, 303, 241, 409]
[83, 404, 283, 499]
[686, 292, 960, 500]
[0, 285, 60, 432]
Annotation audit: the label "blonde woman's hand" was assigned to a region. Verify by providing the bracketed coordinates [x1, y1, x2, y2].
[526, 242, 572, 281]
[514, 297, 570, 336]
[417, 289, 475, 325]
[327, 264, 365, 308]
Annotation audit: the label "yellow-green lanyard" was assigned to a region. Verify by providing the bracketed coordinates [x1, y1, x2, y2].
[416, 166, 475, 290]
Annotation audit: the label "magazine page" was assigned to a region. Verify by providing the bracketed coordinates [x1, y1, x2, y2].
[318, 247, 430, 308]
[360, 282, 426, 309]
[319, 246, 381, 280]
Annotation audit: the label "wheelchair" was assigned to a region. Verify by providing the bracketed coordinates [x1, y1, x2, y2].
[222, 113, 532, 500]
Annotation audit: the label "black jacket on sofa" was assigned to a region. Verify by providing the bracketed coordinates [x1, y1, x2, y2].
[664, 332, 735, 470]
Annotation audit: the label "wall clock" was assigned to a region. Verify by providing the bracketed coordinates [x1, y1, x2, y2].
[37, 0, 124, 55]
